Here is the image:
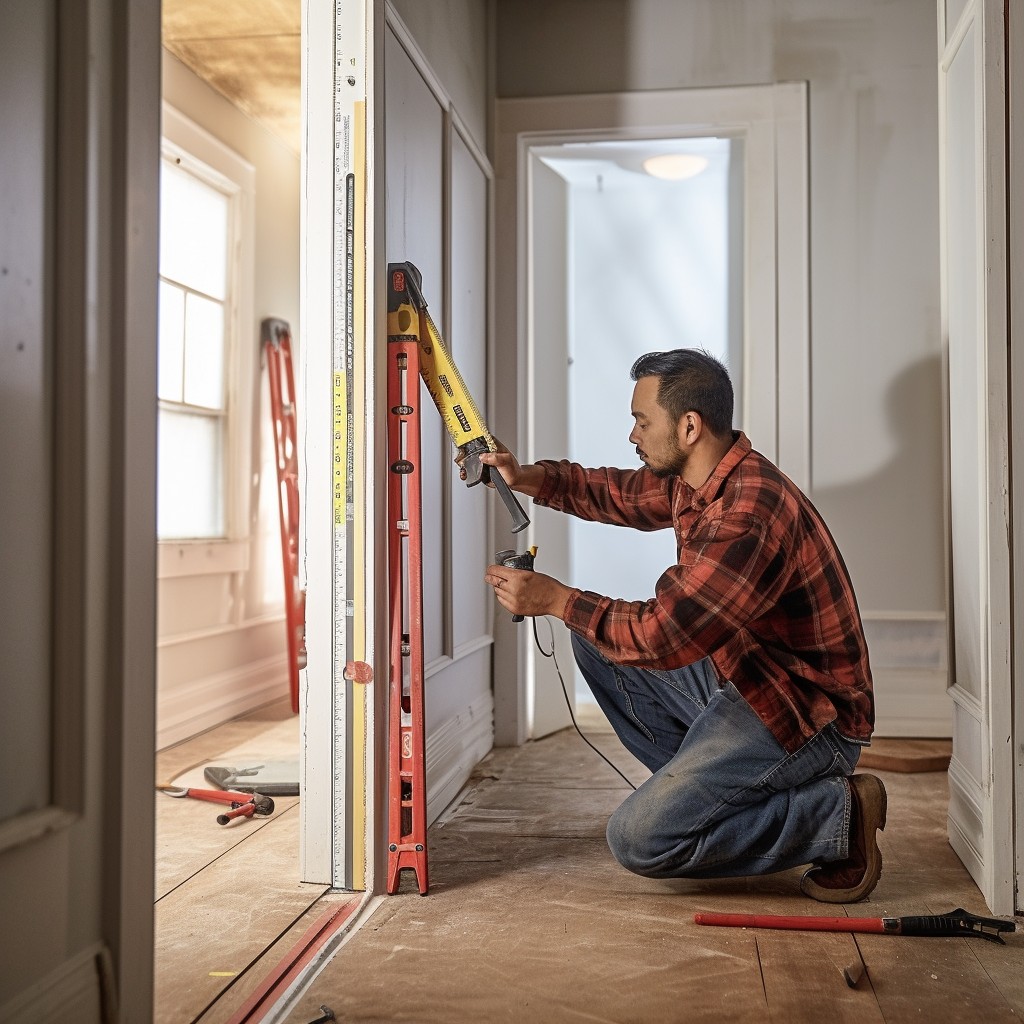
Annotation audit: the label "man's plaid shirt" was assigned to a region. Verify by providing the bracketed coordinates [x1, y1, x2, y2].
[534, 432, 874, 753]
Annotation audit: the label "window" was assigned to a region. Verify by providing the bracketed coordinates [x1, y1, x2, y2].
[157, 106, 254, 543]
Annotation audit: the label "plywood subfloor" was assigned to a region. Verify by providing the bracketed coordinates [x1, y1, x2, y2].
[283, 725, 1022, 1024]
[154, 698, 325, 1024]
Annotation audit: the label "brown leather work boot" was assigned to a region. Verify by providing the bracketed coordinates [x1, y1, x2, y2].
[800, 773, 887, 904]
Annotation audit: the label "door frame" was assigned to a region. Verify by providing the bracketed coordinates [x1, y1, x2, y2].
[300, 0, 386, 891]
[938, 0, 1016, 915]
[1010, 0, 1024, 915]
[494, 85, 810, 744]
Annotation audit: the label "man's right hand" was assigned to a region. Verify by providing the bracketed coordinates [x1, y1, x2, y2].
[480, 448, 546, 498]
[456, 438, 546, 498]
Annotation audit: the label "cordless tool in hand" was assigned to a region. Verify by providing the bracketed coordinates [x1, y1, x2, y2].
[495, 546, 538, 622]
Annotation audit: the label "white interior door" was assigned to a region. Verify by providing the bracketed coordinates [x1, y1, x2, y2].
[939, 0, 1015, 914]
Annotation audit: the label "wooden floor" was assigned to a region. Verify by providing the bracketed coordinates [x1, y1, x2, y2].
[155, 703, 1022, 1024]
[154, 697, 336, 1024]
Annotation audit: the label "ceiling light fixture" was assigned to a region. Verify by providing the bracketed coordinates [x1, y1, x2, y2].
[641, 154, 709, 180]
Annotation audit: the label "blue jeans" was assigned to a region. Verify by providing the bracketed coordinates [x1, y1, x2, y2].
[572, 634, 861, 879]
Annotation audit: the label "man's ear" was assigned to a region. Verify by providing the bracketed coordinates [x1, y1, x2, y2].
[678, 411, 702, 448]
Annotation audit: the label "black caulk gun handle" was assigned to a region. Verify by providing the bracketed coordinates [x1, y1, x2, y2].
[486, 466, 530, 534]
[496, 547, 536, 623]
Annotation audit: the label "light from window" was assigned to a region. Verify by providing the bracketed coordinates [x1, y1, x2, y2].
[159, 161, 229, 299]
[157, 154, 232, 540]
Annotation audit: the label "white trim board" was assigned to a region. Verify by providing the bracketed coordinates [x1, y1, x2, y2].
[157, 652, 289, 750]
[426, 692, 495, 825]
[861, 611, 950, 737]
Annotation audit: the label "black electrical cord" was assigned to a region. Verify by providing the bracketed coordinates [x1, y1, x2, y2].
[531, 616, 637, 791]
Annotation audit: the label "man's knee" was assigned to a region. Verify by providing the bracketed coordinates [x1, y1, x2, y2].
[606, 793, 700, 879]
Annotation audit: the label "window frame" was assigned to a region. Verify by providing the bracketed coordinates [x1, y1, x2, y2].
[158, 103, 255, 567]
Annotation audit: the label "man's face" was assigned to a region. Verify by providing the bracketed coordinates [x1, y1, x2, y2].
[628, 376, 686, 478]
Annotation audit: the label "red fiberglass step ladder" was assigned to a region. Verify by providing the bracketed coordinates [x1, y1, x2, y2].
[261, 318, 305, 715]
[384, 321, 429, 894]
[384, 263, 529, 896]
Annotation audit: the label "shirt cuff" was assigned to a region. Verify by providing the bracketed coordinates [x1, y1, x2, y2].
[561, 587, 607, 636]
[560, 587, 584, 624]
[531, 461, 562, 505]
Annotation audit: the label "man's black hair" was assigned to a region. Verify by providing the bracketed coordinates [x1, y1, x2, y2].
[629, 348, 734, 438]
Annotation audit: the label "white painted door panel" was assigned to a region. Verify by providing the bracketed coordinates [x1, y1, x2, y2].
[939, 0, 1015, 914]
[384, 25, 495, 817]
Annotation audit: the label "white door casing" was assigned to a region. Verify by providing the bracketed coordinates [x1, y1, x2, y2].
[1010, 0, 1024, 915]
[939, 0, 1015, 914]
[495, 85, 809, 742]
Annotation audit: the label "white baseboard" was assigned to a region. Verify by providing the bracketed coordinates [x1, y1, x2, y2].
[871, 666, 952, 737]
[947, 753, 985, 882]
[426, 692, 494, 824]
[157, 651, 289, 749]
[862, 613, 951, 737]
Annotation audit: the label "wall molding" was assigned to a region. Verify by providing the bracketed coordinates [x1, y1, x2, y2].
[861, 612, 951, 737]
[425, 691, 494, 824]
[0, 943, 110, 1024]
[157, 611, 286, 650]
[947, 753, 986, 882]
[157, 651, 289, 750]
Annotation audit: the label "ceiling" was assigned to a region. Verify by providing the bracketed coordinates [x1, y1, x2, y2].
[162, 0, 301, 153]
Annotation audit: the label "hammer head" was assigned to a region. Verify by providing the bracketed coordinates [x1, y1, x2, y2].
[251, 793, 276, 816]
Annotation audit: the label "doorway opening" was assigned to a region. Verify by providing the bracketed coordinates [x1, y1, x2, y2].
[154, 7, 310, 1021]
[529, 136, 744, 707]
[499, 84, 809, 742]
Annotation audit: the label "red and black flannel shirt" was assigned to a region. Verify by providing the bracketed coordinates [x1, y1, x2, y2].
[534, 431, 874, 753]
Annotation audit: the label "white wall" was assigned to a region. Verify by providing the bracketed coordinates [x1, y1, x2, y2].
[157, 51, 301, 747]
[496, 0, 948, 735]
[388, 0, 491, 147]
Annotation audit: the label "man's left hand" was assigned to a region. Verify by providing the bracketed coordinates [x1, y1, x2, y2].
[483, 565, 572, 620]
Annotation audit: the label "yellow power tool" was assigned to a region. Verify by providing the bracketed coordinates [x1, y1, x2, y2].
[386, 262, 529, 533]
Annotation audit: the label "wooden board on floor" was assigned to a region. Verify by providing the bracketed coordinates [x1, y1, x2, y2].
[858, 738, 951, 773]
[155, 791, 300, 899]
[179, 717, 1018, 1024]
[156, 697, 297, 782]
[756, 928, 884, 1023]
[844, 898, 1021, 1023]
[153, 805, 327, 1024]
[283, 885, 774, 1023]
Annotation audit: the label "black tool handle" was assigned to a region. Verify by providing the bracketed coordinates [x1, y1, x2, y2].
[496, 548, 535, 622]
[486, 467, 530, 533]
[898, 909, 1014, 943]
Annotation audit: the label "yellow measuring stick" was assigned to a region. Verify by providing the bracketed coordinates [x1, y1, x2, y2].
[387, 262, 529, 533]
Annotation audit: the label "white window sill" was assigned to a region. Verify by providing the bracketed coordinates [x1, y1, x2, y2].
[158, 539, 249, 579]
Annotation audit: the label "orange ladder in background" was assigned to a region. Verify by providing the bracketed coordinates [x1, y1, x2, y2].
[261, 318, 305, 715]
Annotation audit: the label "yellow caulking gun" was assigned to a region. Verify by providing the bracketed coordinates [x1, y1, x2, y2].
[386, 262, 530, 534]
